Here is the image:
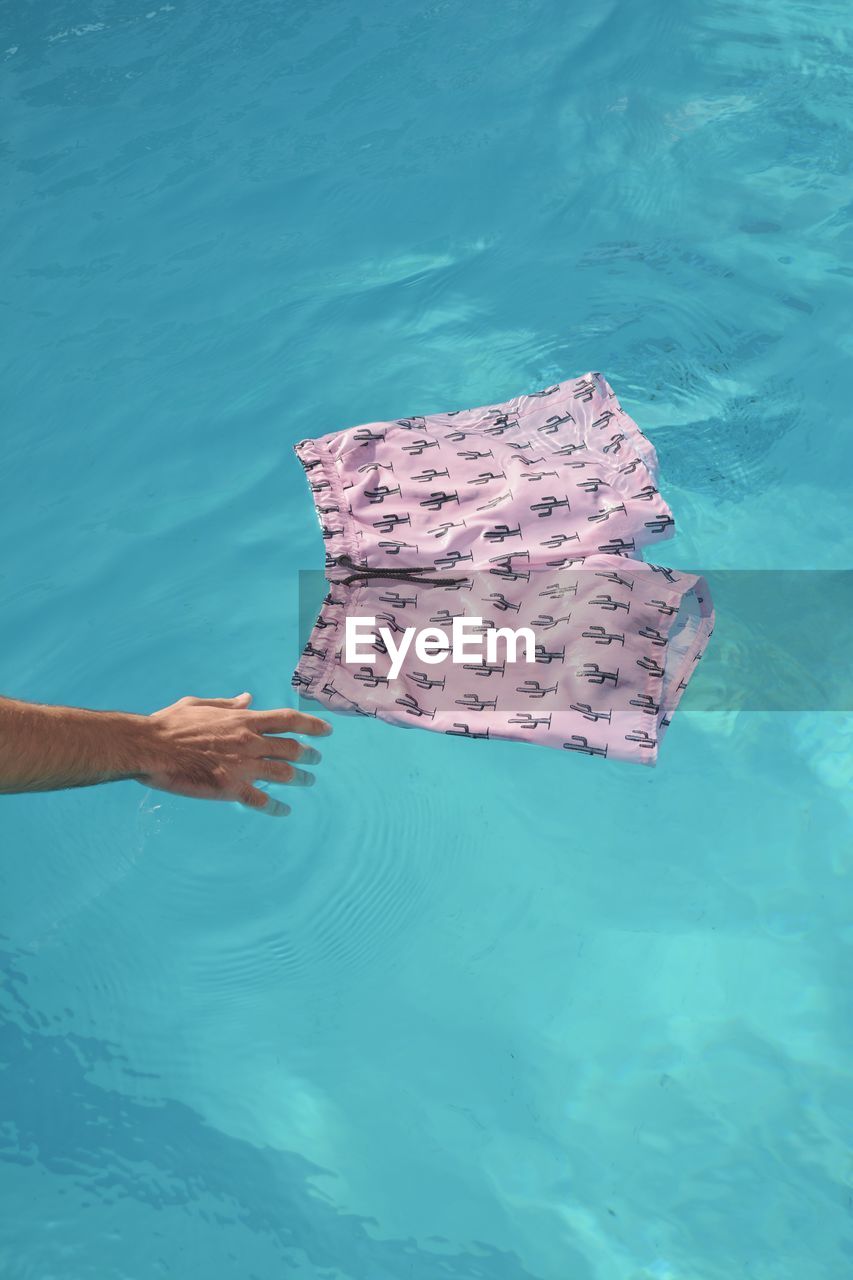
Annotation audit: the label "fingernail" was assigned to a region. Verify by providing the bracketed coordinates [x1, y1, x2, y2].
[301, 747, 322, 765]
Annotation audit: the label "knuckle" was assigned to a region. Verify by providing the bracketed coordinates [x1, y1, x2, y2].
[211, 764, 232, 792]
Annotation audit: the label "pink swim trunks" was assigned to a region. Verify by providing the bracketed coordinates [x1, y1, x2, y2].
[291, 371, 714, 765]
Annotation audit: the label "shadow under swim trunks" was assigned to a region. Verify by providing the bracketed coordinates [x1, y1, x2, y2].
[291, 371, 715, 765]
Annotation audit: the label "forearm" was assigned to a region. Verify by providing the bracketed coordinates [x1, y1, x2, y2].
[0, 692, 328, 812]
[0, 696, 156, 794]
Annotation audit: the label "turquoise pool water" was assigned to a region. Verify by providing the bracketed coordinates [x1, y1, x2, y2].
[2, 2, 852, 1277]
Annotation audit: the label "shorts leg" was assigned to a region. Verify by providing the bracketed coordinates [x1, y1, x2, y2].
[293, 555, 715, 767]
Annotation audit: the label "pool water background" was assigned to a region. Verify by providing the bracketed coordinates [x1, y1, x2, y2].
[1, 1, 852, 1277]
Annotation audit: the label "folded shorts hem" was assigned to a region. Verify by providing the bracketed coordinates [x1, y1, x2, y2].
[648, 572, 716, 764]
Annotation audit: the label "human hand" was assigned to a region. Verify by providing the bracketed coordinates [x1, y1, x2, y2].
[140, 693, 331, 815]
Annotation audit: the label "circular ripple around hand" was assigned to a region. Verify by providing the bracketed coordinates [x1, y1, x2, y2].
[181, 756, 454, 1010]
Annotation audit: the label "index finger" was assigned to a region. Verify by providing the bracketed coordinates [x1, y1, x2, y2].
[252, 709, 334, 737]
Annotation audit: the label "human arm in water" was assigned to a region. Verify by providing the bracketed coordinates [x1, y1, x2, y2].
[0, 693, 331, 816]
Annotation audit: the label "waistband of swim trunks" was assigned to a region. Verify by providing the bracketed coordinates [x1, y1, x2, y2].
[293, 434, 360, 566]
[292, 435, 361, 697]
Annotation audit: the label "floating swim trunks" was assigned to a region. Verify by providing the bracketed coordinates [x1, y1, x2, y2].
[291, 371, 714, 765]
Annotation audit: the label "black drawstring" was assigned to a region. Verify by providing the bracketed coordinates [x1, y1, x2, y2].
[330, 553, 468, 588]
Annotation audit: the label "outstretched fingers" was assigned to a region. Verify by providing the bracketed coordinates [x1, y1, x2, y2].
[258, 736, 322, 765]
[252, 709, 333, 737]
[186, 693, 254, 709]
[258, 760, 316, 787]
[239, 784, 291, 817]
